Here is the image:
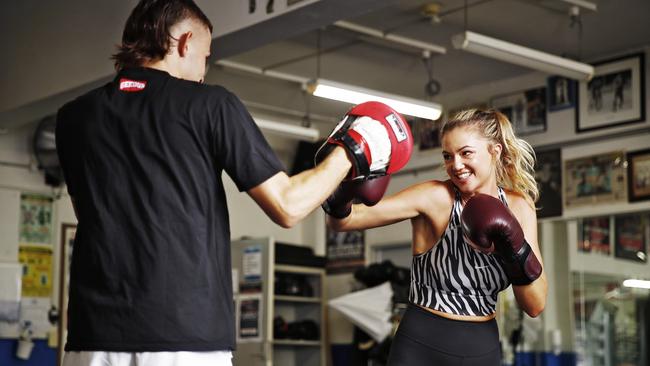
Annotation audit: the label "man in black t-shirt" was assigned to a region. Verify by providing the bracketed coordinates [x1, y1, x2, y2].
[56, 1, 416, 365]
[54, 1, 357, 365]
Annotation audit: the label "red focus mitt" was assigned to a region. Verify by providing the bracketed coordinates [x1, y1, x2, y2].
[315, 101, 413, 180]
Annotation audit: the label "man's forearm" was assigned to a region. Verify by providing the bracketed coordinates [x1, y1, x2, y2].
[284, 147, 351, 216]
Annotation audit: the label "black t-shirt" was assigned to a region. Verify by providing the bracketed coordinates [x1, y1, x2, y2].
[56, 67, 284, 352]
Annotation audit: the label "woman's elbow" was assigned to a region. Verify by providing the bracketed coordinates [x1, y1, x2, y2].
[525, 303, 545, 318]
[523, 294, 546, 318]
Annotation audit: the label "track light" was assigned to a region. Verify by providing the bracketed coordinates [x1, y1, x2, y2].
[306, 79, 442, 120]
[623, 279, 650, 290]
[452, 31, 594, 81]
[253, 117, 320, 142]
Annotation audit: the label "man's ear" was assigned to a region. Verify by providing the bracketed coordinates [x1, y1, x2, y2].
[177, 31, 193, 57]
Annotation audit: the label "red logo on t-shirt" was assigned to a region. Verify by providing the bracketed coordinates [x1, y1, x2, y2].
[119, 78, 147, 92]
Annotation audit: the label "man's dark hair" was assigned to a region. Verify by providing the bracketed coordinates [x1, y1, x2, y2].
[112, 0, 213, 70]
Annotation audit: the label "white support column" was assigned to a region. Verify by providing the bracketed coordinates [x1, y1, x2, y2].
[540, 220, 573, 353]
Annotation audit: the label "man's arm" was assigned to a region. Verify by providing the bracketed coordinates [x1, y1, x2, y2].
[247, 146, 351, 228]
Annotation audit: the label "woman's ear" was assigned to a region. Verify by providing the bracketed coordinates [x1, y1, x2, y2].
[490, 142, 502, 160]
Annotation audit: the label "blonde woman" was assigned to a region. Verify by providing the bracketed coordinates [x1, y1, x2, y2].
[325, 109, 548, 365]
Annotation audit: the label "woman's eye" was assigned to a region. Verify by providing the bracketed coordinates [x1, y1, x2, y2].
[462, 151, 473, 157]
[442, 154, 450, 161]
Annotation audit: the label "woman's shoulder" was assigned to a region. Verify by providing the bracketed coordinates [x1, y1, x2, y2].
[412, 179, 454, 196]
[502, 188, 536, 218]
[408, 179, 455, 212]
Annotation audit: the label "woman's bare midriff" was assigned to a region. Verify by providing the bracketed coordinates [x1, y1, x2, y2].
[416, 303, 496, 322]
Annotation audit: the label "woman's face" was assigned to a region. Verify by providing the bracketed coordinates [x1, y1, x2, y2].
[441, 126, 501, 195]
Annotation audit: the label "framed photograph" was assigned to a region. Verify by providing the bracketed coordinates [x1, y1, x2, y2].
[579, 216, 611, 255]
[547, 76, 576, 111]
[614, 214, 647, 262]
[416, 118, 442, 151]
[535, 148, 562, 218]
[564, 151, 627, 208]
[58, 223, 77, 365]
[576, 52, 645, 132]
[236, 294, 263, 343]
[326, 227, 365, 274]
[491, 87, 547, 135]
[627, 148, 650, 202]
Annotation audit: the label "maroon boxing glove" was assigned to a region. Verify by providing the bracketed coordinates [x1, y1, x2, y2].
[323, 175, 391, 219]
[460, 194, 542, 286]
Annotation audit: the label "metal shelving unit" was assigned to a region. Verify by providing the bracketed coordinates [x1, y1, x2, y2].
[232, 238, 326, 366]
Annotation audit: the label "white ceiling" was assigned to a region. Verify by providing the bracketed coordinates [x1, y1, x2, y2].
[212, 0, 650, 125]
[2, 0, 650, 133]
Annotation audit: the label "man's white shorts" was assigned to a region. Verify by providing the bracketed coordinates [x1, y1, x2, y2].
[63, 351, 233, 366]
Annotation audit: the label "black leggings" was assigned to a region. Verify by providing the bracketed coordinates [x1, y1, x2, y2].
[387, 304, 501, 366]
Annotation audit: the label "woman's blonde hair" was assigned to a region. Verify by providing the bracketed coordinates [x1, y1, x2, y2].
[440, 108, 539, 205]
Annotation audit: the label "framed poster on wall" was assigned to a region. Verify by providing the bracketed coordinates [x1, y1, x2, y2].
[614, 214, 647, 262]
[534, 148, 562, 218]
[491, 87, 547, 135]
[564, 151, 627, 208]
[326, 227, 365, 274]
[416, 118, 442, 151]
[236, 294, 263, 343]
[547, 76, 576, 112]
[57, 223, 76, 365]
[627, 148, 650, 202]
[576, 52, 645, 132]
[579, 216, 611, 255]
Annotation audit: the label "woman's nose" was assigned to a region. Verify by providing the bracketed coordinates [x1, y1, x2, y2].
[452, 157, 464, 170]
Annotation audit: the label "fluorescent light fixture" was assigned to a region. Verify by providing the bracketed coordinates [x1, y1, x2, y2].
[217, 60, 443, 120]
[254, 117, 320, 142]
[623, 279, 650, 289]
[308, 79, 442, 120]
[451, 31, 594, 81]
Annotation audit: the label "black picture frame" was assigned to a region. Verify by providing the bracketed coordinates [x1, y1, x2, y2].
[58, 223, 77, 364]
[579, 216, 611, 255]
[547, 76, 576, 111]
[325, 227, 365, 274]
[627, 148, 650, 202]
[534, 148, 563, 218]
[576, 52, 646, 133]
[614, 213, 647, 262]
[563, 151, 628, 209]
[416, 118, 442, 151]
[491, 87, 547, 136]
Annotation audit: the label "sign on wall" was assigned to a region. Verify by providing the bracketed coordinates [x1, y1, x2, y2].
[326, 227, 365, 274]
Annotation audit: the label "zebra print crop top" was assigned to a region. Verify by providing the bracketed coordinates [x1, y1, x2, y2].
[409, 187, 511, 316]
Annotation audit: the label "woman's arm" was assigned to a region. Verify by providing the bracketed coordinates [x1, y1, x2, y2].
[328, 180, 450, 232]
[511, 198, 548, 317]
